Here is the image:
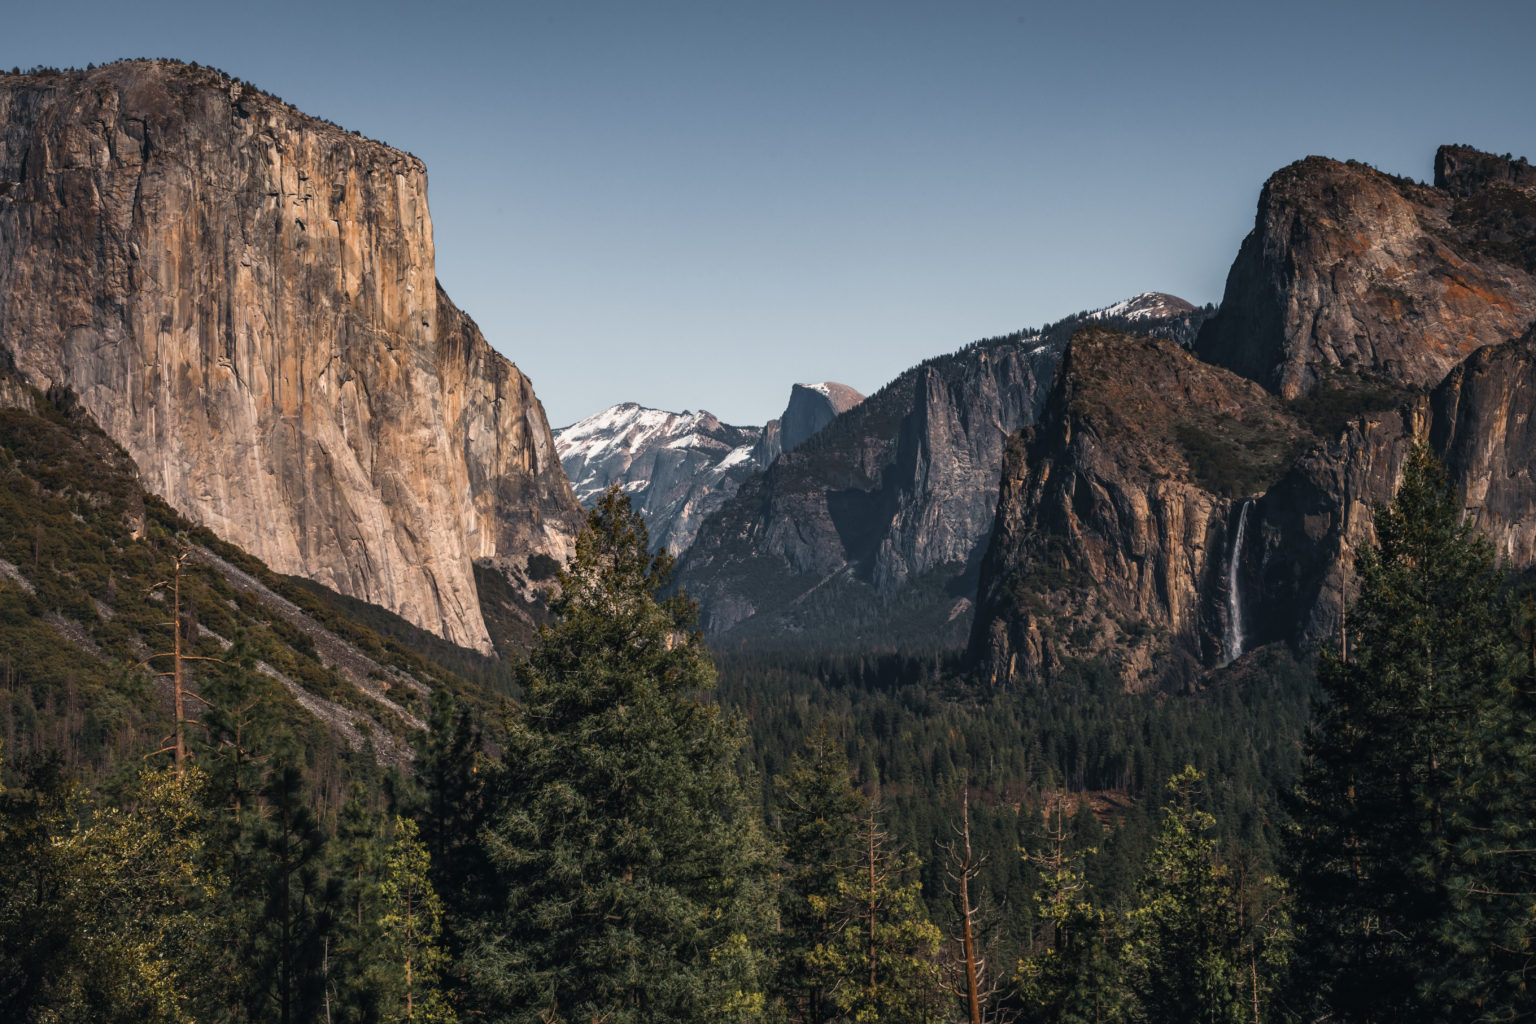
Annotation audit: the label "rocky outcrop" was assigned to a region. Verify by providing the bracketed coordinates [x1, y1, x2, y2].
[678, 327, 1074, 646]
[436, 288, 579, 580]
[555, 403, 760, 555]
[751, 382, 864, 466]
[1431, 324, 1536, 565]
[781, 382, 865, 454]
[676, 299, 1211, 648]
[969, 327, 1312, 690]
[0, 61, 580, 653]
[973, 149, 1536, 690]
[1195, 148, 1536, 398]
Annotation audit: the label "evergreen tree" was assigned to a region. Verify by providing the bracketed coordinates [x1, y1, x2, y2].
[327, 781, 389, 1024]
[413, 685, 494, 973]
[372, 816, 454, 1022]
[1291, 443, 1521, 1022]
[0, 756, 221, 1023]
[809, 806, 945, 1024]
[1125, 767, 1245, 1024]
[1018, 791, 1124, 1024]
[252, 762, 330, 1024]
[472, 488, 772, 1024]
[0, 749, 80, 1018]
[773, 725, 868, 1024]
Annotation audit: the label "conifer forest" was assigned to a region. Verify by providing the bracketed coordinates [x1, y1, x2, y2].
[3, 56, 1536, 1024]
[6, 448, 1536, 1023]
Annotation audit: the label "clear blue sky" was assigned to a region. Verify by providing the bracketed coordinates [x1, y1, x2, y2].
[7, 1, 1534, 426]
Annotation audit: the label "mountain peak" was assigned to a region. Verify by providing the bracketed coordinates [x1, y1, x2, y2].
[1087, 292, 1198, 323]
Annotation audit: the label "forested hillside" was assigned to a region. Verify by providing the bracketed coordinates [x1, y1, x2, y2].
[9, 444, 1534, 1021]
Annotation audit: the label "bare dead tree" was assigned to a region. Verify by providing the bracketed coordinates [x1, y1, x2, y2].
[943, 786, 1018, 1024]
[138, 548, 220, 775]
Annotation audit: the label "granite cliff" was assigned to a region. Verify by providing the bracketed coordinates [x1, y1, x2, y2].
[973, 147, 1536, 689]
[751, 381, 866, 466]
[0, 61, 581, 653]
[1194, 147, 1536, 398]
[677, 299, 1207, 647]
[968, 326, 1312, 689]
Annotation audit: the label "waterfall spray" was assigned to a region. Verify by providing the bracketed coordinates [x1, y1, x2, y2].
[1224, 500, 1252, 664]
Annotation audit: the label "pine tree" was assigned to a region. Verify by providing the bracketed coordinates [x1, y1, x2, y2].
[472, 488, 772, 1024]
[1126, 767, 1245, 1024]
[1291, 443, 1520, 1022]
[0, 756, 222, 1023]
[414, 687, 493, 954]
[808, 805, 945, 1024]
[253, 762, 330, 1024]
[1018, 790, 1123, 1024]
[327, 781, 389, 1024]
[773, 725, 868, 1024]
[0, 749, 79, 1018]
[373, 816, 454, 1022]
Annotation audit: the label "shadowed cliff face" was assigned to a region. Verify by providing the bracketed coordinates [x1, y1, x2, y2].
[676, 330, 1066, 646]
[973, 147, 1536, 690]
[1195, 150, 1536, 399]
[975, 329, 1536, 691]
[675, 301, 1209, 649]
[0, 61, 580, 653]
[969, 327, 1312, 690]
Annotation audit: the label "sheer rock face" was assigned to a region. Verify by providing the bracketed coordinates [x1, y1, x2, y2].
[1431, 325, 1536, 566]
[678, 333, 1058, 644]
[972, 145, 1536, 689]
[1195, 149, 1536, 399]
[969, 327, 1311, 690]
[0, 62, 579, 653]
[751, 381, 865, 467]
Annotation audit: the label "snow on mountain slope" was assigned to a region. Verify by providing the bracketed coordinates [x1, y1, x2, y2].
[1087, 292, 1199, 323]
[555, 403, 763, 555]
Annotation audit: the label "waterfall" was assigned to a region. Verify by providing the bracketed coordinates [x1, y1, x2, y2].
[1224, 499, 1253, 664]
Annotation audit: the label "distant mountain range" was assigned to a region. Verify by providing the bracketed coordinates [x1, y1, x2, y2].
[673, 293, 1208, 649]
[554, 382, 864, 555]
[5, 57, 1536, 710]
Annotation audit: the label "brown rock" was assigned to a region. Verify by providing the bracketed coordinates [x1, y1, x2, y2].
[0, 61, 580, 652]
[1195, 149, 1536, 398]
[969, 326, 1311, 690]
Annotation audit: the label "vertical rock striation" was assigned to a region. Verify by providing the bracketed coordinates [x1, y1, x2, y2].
[973, 147, 1536, 689]
[969, 327, 1310, 690]
[0, 61, 580, 653]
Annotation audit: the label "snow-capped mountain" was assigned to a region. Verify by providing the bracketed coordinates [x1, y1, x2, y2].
[555, 404, 763, 556]
[1087, 291, 1198, 323]
[556, 382, 867, 557]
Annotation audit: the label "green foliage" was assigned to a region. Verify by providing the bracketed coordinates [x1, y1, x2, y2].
[0, 758, 223, 1023]
[808, 810, 945, 1024]
[1291, 443, 1526, 1021]
[1124, 768, 1246, 1024]
[1285, 375, 1415, 439]
[773, 727, 870, 1024]
[1018, 793, 1126, 1024]
[1172, 418, 1310, 500]
[373, 816, 455, 1022]
[473, 488, 773, 1023]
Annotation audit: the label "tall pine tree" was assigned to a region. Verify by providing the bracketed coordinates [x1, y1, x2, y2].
[1291, 442, 1522, 1022]
[472, 488, 772, 1024]
[773, 725, 868, 1024]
